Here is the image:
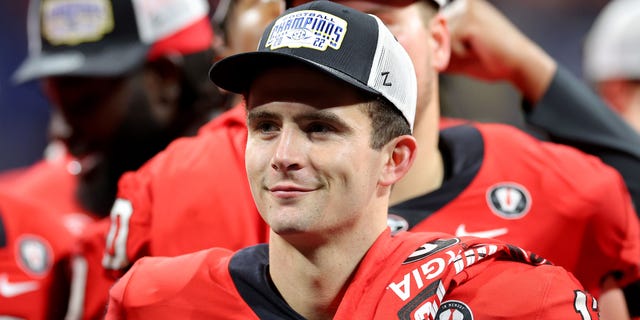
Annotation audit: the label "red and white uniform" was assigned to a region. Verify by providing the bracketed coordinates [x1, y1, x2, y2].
[0, 146, 114, 319]
[0, 192, 76, 319]
[106, 230, 599, 319]
[0, 144, 96, 236]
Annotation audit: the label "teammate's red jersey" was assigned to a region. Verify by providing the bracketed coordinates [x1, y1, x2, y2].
[106, 230, 599, 319]
[0, 146, 116, 319]
[103, 104, 268, 271]
[389, 123, 640, 297]
[0, 144, 96, 236]
[0, 191, 76, 319]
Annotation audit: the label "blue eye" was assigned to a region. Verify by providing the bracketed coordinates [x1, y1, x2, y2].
[306, 122, 334, 134]
[254, 121, 279, 134]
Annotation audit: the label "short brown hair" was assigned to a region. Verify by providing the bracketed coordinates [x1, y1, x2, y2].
[360, 97, 412, 150]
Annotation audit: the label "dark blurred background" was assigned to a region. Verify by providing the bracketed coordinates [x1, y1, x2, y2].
[0, 0, 609, 172]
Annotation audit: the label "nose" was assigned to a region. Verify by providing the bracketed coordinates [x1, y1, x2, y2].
[270, 127, 304, 172]
[48, 109, 72, 143]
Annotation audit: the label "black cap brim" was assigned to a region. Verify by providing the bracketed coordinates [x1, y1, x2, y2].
[12, 43, 148, 84]
[209, 50, 379, 98]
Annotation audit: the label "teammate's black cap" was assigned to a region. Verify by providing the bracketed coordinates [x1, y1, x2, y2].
[13, 0, 213, 83]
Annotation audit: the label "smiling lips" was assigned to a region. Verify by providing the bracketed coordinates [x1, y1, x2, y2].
[269, 185, 315, 198]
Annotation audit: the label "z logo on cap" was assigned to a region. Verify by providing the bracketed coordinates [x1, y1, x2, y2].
[266, 10, 347, 51]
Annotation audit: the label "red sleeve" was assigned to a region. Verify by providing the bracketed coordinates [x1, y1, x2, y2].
[105, 248, 259, 319]
[103, 106, 267, 273]
[105, 258, 135, 320]
[580, 166, 640, 294]
[534, 139, 640, 295]
[445, 260, 599, 319]
[102, 168, 153, 272]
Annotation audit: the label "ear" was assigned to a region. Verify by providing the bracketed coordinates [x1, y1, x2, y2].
[429, 14, 451, 72]
[379, 135, 418, 187]
[597, 80, 633, 114]
[145, 55, 183, 125]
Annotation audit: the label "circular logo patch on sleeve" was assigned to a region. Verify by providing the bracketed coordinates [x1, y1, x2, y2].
[436, 300, 474, 320]
[15, 235, 53, 277]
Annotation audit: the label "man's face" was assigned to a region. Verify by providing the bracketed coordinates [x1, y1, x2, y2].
[42, 70, 172, 215]
[245, 65, 386, 238]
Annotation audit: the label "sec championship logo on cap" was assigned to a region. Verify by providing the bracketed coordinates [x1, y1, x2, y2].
[42, 0, 115, 46]
[265, 10, 347, 51]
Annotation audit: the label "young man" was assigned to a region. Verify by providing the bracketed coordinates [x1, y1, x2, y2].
[103, 0, 639, 318]
[106, 3, 597, 318]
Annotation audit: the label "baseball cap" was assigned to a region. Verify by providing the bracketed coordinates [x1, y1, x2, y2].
[285, 0, 450, 10]
[583, 0, 640, 82]
[209, 1, 418, 130]
[13, 0, 213, 83]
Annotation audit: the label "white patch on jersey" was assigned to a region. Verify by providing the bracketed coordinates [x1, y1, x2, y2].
[387, 213, 409, 235]
[265, 10, 347, 51]
[15, 235, 53, 276]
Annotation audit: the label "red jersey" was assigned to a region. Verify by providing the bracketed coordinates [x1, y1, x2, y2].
[0, 144, 96, 236]
[103, 105, 267, 271]
[106, 230, 598, 319]
[71, 219, 116, 320]
[389, 123, 640, 297]
[0, 146, 115, 319]
[0, 191, 76, 319]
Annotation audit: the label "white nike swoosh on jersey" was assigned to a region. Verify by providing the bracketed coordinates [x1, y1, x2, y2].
[0, 274, 40, 298]
[455, 224, 508, 239]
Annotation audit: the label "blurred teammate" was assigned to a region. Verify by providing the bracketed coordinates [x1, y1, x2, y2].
[103, 0, 283, 266]
[7, 0, 224, 318]
[584, 0, 640, 134]
[106, 3, 598, 318]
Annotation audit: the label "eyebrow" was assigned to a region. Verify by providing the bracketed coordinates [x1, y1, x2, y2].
[247, 108, 353, 130]
[247, 110, 279, 126]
